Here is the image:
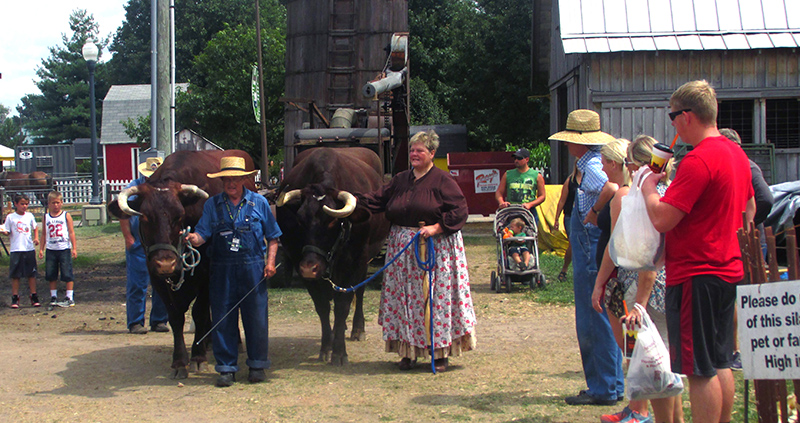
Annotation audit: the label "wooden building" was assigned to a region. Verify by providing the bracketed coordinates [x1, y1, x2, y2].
[283, 0, 408, 169]
[548, 0, 800, 184]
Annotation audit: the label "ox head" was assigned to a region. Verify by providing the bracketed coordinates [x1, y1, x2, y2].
[275, 183, 368, 280]
[109, 182, 209, 279]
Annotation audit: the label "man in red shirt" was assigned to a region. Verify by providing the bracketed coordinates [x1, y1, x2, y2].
[642, 80, 755, 423]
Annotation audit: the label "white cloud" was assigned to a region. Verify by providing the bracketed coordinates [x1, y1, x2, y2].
[0, 0, 127, 114]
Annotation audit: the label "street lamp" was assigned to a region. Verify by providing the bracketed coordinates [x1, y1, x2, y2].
[82, 42, 101, 205]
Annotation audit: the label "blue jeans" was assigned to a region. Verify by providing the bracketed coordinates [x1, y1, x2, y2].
[570, 212, 624, 400]
[126, 241, 168, 329]
[209, 259, 270, 373]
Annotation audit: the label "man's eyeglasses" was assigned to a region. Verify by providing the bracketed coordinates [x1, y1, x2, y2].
[668, 109, 691, 121]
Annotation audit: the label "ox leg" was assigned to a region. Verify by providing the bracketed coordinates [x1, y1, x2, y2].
[349, 285, 366, 341]
[189, 284, 211, 373]
[306, 283, 333, 362]
[152, 283, 191, 379]
[330, 291, 354, 366]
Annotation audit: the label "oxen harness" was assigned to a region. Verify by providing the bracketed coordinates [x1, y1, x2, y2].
[302, 219, 352, 282]
[139, 223, 201, 292]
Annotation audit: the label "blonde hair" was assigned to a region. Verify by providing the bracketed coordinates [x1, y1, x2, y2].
[601, 138, 631, 186]
[670, 80, 718, 125]
[628, 135, 673, 184]
[509, 218, 525, 230]
[47, 190, 63, 203]
[409, 130, 439, 152]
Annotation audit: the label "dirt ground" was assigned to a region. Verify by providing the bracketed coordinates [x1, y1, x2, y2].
[0, 223, 623, 423]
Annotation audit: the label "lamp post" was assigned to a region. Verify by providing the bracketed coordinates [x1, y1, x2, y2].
[82, 42, 101, 205]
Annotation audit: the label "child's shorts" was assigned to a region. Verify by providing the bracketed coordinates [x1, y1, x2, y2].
[508, 245, 530, 256]
[10, 251, 38, 279]
[45, 249, 74, 282]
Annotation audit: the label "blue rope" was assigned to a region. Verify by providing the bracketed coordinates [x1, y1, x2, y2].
[330, 231, 425, 293]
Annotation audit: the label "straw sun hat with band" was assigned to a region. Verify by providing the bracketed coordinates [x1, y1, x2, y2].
[548, 109, 616, 145]
[138, 157, 163, 177]
[206, 156, 258, 179]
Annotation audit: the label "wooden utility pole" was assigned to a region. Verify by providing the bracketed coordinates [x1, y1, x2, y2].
[157, 0, 171, 154]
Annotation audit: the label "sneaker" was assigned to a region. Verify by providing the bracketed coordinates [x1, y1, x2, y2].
[129, 324, 148, 334]
[50, 296, 59, 306]
[59, 298, 75, 308]
[565, 390, 618, 406]
[731, 350, 742, 371]
[601, 406, 632, 423]
[216, 372, 236, 387]
[30, 293, 41, 307]
[10, 295, 19, 309]
[619, 410, 653, 423]
[248, 368, 266, 383]
[151, 322, 169, 332]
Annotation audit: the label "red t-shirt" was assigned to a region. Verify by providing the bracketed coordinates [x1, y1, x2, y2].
[660, 136, 754, 286]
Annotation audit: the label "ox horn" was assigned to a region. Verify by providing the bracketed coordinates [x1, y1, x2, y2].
[276, 189, 302, 207]
[117, 186, 143, 217]
[323, 191, 357, 218]
[179, 184, 209, 199]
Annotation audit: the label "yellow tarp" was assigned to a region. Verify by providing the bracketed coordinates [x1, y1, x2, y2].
[534, 184, 570, 257]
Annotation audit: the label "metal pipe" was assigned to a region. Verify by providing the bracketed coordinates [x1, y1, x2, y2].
[362, 69, 406, 98]
[170, 0, 176, 152]
[150, 0, 158, 150]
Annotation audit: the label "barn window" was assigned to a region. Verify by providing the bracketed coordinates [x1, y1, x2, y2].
[766, 99, 800, 149]
[717, 100, 754, 144]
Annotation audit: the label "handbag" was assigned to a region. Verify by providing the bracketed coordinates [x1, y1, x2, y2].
[609, 167, 666, 271]
[603, 269, 625, 318]
[626, 304, 685, 400]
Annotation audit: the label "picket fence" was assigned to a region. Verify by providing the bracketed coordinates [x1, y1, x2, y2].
[54, 178, 132, 205]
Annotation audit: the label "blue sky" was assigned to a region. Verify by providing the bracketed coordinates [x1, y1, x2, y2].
[0, 0, 127, 115]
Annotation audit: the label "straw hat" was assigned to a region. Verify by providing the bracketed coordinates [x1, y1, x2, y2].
[138, 157, 163, 177]
[207, 156, 258, 178]
[548, 109, 616, 145]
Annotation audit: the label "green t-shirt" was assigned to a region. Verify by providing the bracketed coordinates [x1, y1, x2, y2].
[505, 168, 539, 204]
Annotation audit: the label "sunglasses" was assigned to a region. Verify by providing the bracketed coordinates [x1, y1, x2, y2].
[668, 109, 691, 121]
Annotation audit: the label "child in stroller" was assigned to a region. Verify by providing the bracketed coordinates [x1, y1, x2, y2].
[503, 218, 531, 270]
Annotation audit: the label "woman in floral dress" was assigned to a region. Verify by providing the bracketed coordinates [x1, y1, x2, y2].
[358, 130, 476, 372]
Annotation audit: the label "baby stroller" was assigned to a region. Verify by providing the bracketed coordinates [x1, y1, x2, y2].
[490, 205, 545, 293]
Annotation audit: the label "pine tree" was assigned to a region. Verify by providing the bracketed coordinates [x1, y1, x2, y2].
[0, 104, 25, 147]
[17, 9, 109, 144]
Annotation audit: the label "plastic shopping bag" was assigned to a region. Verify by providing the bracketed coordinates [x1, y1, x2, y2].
[609, 167, 665, 271]
[625, 304, 684, 400]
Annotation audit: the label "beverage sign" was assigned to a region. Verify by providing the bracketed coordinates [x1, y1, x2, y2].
[737, 281, 800, 380]
[474, 169, 500, 193]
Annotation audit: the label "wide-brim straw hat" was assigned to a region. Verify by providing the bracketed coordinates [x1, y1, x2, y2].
[548, 109, 616, 145]
[207, 156, 258, 178]
[138, 157, 163, 177]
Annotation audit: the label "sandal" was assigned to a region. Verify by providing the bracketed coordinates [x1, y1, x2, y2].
[434, 358, 448, 372]
[557, 271, 568, 282]
[399, 357, 416, 371]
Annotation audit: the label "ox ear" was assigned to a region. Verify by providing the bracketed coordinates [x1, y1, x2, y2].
[107, 196, 141, 220]
[347, 204, 372, 224]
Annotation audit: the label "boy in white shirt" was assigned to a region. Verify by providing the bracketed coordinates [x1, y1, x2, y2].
[1, 194, 40, 308]
[39, 191, 77, 307]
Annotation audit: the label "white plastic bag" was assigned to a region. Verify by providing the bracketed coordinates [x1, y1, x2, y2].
[609, 167, 665, 271]
[626, 304, 684, 400]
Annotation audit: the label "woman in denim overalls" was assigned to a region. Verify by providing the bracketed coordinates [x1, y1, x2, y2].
[187, 156, 281, 388]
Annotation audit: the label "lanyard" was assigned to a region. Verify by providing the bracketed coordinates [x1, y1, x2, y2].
[224, 196, 245, 223]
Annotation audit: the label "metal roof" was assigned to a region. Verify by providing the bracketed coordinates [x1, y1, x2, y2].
[559, 0, 800, 53]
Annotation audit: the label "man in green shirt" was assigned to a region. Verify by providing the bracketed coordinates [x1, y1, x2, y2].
[495, 148, 546, 211]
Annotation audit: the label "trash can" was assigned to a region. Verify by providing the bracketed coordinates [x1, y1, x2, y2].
[447, 152, 517, 216]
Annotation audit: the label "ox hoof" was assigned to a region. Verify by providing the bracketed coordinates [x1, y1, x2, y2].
[189, 361, 209, 373]
[349, 330, 366, 341]
[329, 354, 349, 366]
[318, 351, 332, 363]
[171, 367, 189, 380]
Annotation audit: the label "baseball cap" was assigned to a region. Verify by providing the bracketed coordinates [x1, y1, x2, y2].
[512, 148, 530, 159]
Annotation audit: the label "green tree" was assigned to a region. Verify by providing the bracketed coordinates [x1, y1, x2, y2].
[0, 105, 25, 148]
[121, 113, 152, 147]
[17, 10, 108, 144]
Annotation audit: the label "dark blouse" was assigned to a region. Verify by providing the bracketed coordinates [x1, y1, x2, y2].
[358, 166, 469, 234]
[596, 200, 612, 268]
[564, 171, 578, 217]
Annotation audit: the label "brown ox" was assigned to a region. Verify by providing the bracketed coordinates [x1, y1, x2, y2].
[0, 171, 53, 207]
[107, 150, 256, 378]
[276, 147, 390, 365]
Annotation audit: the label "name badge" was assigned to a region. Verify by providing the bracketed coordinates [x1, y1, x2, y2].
[230, 236, 240, 252]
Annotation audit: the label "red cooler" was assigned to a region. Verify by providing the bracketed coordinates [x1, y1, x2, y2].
[447, 152, 516, 216]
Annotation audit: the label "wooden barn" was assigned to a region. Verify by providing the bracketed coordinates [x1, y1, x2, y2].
[548, 0, 800, 184]
[282, 0, 408, 169]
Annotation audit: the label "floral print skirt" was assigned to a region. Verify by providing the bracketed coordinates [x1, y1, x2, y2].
[380, 225, 477, 360]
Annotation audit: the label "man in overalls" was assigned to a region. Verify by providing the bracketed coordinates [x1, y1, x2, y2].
[186, 156, 281, 387]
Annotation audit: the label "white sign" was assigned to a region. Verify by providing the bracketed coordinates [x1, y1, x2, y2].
[737, 281, 800, 380]
[19, 151, 33, 159]
[474, 169, 500, 193]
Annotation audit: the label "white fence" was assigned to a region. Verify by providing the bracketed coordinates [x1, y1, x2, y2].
[54, 178, 132, 205]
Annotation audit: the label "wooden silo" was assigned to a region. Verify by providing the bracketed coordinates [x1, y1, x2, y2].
[283, 0, 408, 168]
